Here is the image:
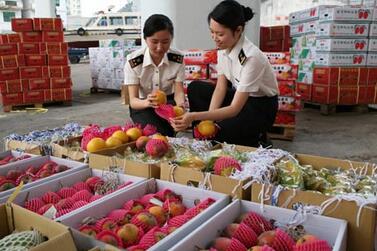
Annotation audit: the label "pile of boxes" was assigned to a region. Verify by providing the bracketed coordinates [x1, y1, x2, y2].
[89, 39, 138, 91]
[0, 18, 71, 110]
[291, 5, 377, 105]
[260, 25, 291, 52]
[264, 52, 301, 126]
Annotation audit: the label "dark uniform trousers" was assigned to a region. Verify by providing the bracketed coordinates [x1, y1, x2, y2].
[187, 81, 278, 147]
[129, 94, 176, 137]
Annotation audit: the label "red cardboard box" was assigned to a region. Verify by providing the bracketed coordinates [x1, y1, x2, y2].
[47, 66, 71, 78]
[264, 52, 291, 65]
[260, 25, 290, 41]
[313, 67, 368, 86]
[367, 67, 377, 85]
[296, 82, 312, 101]
[0, 55, 25, 68]
[272, 64, 298, 81]
[47, 55, 68, 66]
[20, 66, 48, 79]
[0, 34, 21, 44]
[26, 78, 50, 90]
[23, 90, 45, 103]
[41, 42, 68, 54]
[50, 78, 71, 89]
[45, 88, 72, 102]
[42, 31, 64, 43]
[0, 68, 20, 81]
[21, 31, 43, 43]
[278, 80, 296, 96]
[25, 55, 47, 66]
[18, 43, 41, 54]
[312, 84, 338, 104]
[0, 80, 26, 94]
[185, 64, 208, 80]
[278, 95, 302, 112]
[11, 18, 33, 32]
[260, 39, 291, 52]
[0, 92, 23, 105]
[274, 111, 296, 125]
[358, 85, 375, 104]
[338, 86, 359, 104]
[33, 18, 63, 31]
[0, 44, 18, 56]
[183, 50, 217, 64]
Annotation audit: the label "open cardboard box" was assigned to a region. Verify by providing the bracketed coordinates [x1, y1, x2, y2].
[0, 168, 146, 221]
[171, 199, 347, 251]
[89, 142, 160, 179]
[0, 150, 38, 168]
[251, 153, 376, 251]
[0, 203, 77, 251]
[5, 140, 42, 155]
[60, 179, 230, 251]
[0, 156, 87, 199]
[51, 136, 86, 162]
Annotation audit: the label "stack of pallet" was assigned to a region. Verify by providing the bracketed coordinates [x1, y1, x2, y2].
[0, 18, 71, 112]
[291, 5, 377, 113]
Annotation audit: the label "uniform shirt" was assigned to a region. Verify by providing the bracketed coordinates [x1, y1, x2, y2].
[124, 47, 185, 99]
[217, 36, 279, 97]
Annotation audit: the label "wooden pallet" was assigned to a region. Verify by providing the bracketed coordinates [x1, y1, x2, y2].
[2, 101, 72, 113]
[268, 124, 295, 141]
[90, 87, 121, 94]
[304, 102, 369, 115]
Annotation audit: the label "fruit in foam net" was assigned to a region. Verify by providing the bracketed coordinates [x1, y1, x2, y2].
[107, 209, 133, 225]
[24, 198, 45, 213]
[96, 230, 123, 248]
[112, 130, 129, 143]
[126, 127, 143, 141]
[96, 217, 117, 231]
[224, 223, 258, 248]
[249, 245, 275, 251]
[72, 181, 91, 191]
[237, 212, 273, 235]
[85, 176, 104, 191]
[145, 139, 169, 158]
[173, 106, 185, 117]
[153, 90, 167, 105]
[123, 200, 145, 214]
[138, 226, 167, 248]
[105, 136, 123, 148]
[115, 223, 143, 247]
[214, 156, 241, 177]
[131, 212, 158, 232]
[135, 136, 150, 151]
[0, 180, 16, 191]
[212, 237, 247, 251]
[163, 199, 186, 217]
[197, 120, 216, 137]
[296, 235, 318, 245]
[257, 230, 276, 247]
[86, 137, 106, 152]
[148, 206, 167, 225]
[79, 225, 99, 238]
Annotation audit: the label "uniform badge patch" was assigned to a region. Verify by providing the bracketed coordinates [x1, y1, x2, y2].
[238, 49, 247, 65]
[167, 53, 183, 64]
[128, 55, 144, 68]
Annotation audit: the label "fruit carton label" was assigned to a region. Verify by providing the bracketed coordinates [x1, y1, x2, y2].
[183, 50, 217, 64]
[272, 64, 298, 81]
[316, 23, 369, 37]
[278, 96, 301, 112]
[315, 53, 367, 66]
[289, 5, 334, 24]
[369, 39, 377, 52]
[185, 64, 208, 80]
[316, 38, 369, 52]
[369, 23, 377, 37]
[367, 53, 377, 66]
[319, 7, 373, 22]
[290, 21, 319, 37]
[264, 52, 291, 64]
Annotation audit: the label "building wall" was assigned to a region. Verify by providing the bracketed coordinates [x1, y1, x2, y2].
[67, 0, 81, 16]
[0, 0, 22, 32]
[56, 0, 68, 28]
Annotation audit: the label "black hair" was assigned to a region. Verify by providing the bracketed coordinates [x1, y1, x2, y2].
[143, 14, 174, 39]
[208, 0, 255, 32]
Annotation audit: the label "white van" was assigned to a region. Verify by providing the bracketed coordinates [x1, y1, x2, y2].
[77, 12, 141, 36]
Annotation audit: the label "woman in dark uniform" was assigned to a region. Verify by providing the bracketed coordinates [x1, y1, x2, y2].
[124, 14, 185, 136]
[171, 0, 279, 147]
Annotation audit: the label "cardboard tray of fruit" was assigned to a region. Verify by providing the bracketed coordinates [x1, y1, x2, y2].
[0, 168, 146, 220]
[0, 155, 87, 199]
[59, 178, 230, 251]
[171, 199, 347, 251]
[0, 150, 37, 167]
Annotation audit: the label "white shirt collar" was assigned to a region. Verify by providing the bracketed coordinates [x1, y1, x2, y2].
[227, 35, 245, 61]
[143, 47, 170, 68]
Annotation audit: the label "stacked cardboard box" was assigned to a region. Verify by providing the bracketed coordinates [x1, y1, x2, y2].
[260, 25, 291, 52]
[0, 18, 71, 111]
[89, 39, 138, 91]
[264, 52, 300, 126]
[291, 5, 377, 104]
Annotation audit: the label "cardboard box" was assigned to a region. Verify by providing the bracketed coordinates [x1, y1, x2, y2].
[171, 200, 347, 251]
[1, 168, 145, 219]
[264, 52, 291, 64]
[260, 38, 291, 52]
[48, 54, 68, 66]
[260, 25, 290, 41]
[296, 82, 312, 101]
[338, 86, 359, 104]
[0, 43, 18, 56]
[23, 90, 46, 103]
[45, 88, 72, 102]
[0, 33, 21, 44]
[271, 64, 298, 81]
[0, 92, 23, 105]
[33, 18, 63, 31]
[289, 5, 333, 24]
[19, 42, 41, 54]
[50, 78, 72, 89]
[297, 70, 313, 84]
[370, 23, 377, 37]
[367, 67, 377, 85]
[316, 23, 369, 37]
[185, 64, 208, 80]
[251, 153, 377, 251]
[367, 53, 377, 66]
[11, 18, 34, 32]
[183, 50, 217, 64]
[319, 7, 373, 22]
[313, 67, 369, 85]
[41, 42, 68, 55]
[315, 53, 367, 66]
[60, 179, 230, 251]
[25, 54, 47, 66]
[22, 31, 43, 43]
[358, 85, 375, 104]
[26, 78, 50, 90]
[349, 0, 377, 7]
[0, 203, 77, 251]
[274, 111, 296, 125]
[291, 34, 316, 51]
[20, 66, 48, 79]
[290, 20, 318, 37]
[368, 38, 377, 52]
[316, 38, 369, 52]
[278, 80, 296, 96]
[311, 84, 338, 104]
[0, 55, 25, 68]
[42, 31, 64, 43]
[278, 96, 301, 111]
[47, 66, 71, 78]
[0, 155, 87, 199]
[0, 68, 20, 81]
[0, 79, 27, 94]
[5, 139, 42, 155]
